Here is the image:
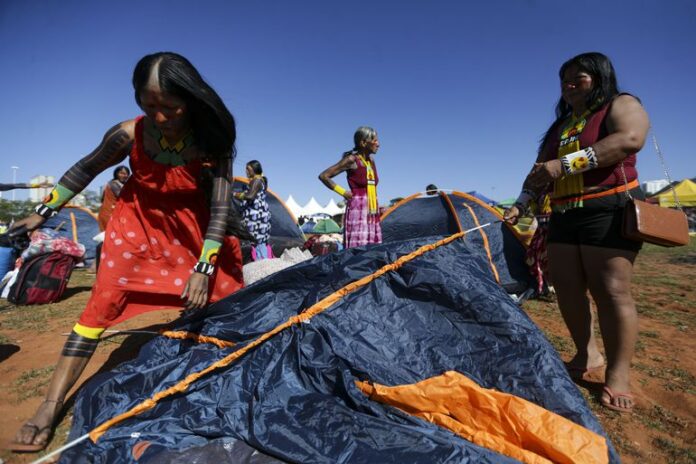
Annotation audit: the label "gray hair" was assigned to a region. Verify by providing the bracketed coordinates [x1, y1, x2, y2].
[353, 126, 377, 148]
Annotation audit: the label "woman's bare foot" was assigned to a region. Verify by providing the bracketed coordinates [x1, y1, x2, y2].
[564, 353, 605, 380]
[12, 399, 63, 451]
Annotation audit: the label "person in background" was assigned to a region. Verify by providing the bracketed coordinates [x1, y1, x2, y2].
[97, 165, 130, 231]
[319, 126, 381, 248]
[504, 52, 649, 413]
[8, 51, 244, 452]
[233, 160, 273, 260]
[425, 184, 439, 195]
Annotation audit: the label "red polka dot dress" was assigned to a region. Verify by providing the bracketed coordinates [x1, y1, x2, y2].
[78, 117, 244, 329]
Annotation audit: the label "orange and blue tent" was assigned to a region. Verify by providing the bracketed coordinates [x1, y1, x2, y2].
[63, 235, 617, 463]
[381, 190, 532, 295]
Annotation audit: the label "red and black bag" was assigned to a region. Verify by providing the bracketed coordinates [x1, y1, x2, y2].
[8, 252, 78, 305]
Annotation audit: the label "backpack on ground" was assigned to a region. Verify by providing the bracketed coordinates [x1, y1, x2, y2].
[8, 252, 78, 305]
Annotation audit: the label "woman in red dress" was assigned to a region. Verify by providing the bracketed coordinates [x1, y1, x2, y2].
[9, 52, 244, 451]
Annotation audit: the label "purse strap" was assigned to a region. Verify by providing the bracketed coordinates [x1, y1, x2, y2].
[619, 133, 682, 211]
[651, 133, 682, 210]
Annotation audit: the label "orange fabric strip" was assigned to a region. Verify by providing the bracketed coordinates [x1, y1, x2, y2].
[551, 179, 639, 205]
[159, 330, 236, 349]
[89, 232, 467, 442]
[460, 203, 500, 284]
[439, 191, 464, 234]
[356, 371, 608, 464]
[379, 192, 422, 221]
[450, 191, 530, 248]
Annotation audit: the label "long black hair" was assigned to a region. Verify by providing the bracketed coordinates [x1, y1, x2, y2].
[132, 52, 236, 160]
[247, 160, 267, 187]
[540, 52, 620, 153]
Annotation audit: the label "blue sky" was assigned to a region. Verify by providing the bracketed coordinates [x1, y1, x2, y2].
[1, 0, 694, 205]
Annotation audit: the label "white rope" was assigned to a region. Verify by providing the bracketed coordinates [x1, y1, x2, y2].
[30, 433, 90, 464]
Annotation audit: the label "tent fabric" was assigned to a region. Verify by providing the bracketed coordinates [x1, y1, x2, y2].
[381, 191, 532, 294]
[652, 179, 696, 207]
[232, 177, 305, 262]
[357, 371, 608, 464]
[63, 236, 617, 464]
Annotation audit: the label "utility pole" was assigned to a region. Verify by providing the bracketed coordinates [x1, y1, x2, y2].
[11, 166, 19, 201]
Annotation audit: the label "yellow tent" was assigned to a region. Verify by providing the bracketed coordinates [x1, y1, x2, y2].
[654, 179, 696, 207]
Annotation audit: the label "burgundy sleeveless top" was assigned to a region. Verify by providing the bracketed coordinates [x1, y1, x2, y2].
[347, 154, 379, 194]
[541, 99, 638, 187]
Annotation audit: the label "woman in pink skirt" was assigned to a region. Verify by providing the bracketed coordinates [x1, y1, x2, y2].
[319, 127, 382, 248]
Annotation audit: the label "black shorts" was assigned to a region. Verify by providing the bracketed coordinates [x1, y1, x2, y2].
[547, 188, 644, 252]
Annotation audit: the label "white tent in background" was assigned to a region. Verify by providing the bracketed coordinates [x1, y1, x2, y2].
[302, 197, 326, 217]
[285, 195, 304, 218]
[323, 198, 344, 216]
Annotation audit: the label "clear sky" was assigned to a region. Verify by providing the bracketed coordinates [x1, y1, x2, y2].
[1, 0, 694, 206]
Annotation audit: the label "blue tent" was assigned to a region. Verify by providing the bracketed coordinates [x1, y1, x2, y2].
[43, 206, 100, 263]
[381, 191, 531, 295]
[63, 236, 617, 463]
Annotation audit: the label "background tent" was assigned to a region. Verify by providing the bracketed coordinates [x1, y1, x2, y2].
[650, 178, 696, 207]
[43, 205, 99, 263]
[232, 177, 305, 262]
[309, 218, 341, 234]
[381, 190, 531, 294]
[64, 236, 618, 463]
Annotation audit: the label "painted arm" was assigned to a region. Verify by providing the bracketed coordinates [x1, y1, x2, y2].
[9, 121, 134, 234]
[319, 153, 357, 199]
[184, 155, 233, 311]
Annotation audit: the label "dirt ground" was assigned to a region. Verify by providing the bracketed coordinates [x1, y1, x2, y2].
[0, 240, 694, 463]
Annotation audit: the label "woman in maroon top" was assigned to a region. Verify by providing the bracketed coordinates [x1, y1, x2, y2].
[319, 126, 382, 248]
[504, 52, 650, 413]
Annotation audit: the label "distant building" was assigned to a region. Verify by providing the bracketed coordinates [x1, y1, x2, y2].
[29, 175, 55, 202]
[642, 179, 669, 196]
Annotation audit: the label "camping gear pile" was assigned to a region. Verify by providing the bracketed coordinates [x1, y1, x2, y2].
[302, 218, 343, 256]
[0, 227, 84, 304]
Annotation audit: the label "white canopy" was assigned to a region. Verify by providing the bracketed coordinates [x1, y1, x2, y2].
[302, 197, 325, 216]
[285, 195, 305, 218]
[323, 198, 344, 216]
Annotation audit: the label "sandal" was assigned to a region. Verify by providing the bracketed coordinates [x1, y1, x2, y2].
[6, 422, 53, 452]
[6, 399, 62, 452]
[601, 385, 634, 413]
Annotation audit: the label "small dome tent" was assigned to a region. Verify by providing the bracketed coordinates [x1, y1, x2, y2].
[381, 190, 532, 294]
